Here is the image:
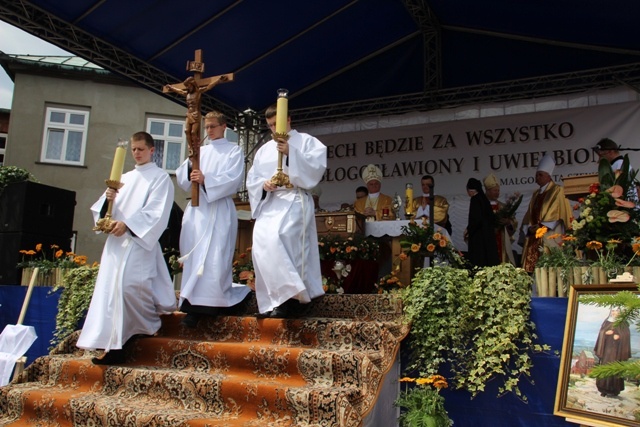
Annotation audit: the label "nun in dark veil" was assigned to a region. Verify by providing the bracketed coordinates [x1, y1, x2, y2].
[465, 178, 500, 268]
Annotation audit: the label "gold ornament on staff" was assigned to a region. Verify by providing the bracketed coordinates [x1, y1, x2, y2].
[93, 138, 128, 233]
[270, 88, 293, 188]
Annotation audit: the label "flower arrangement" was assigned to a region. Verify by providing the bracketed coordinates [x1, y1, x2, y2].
[399, 219, 465, 268]
[232, 247, 255, 290]
[375, 268, 405, 294]
[17, 243, 88, 273]
[495, 191, 523, 226]
[570, 183, 640, 251]
[163, 247, 183, 276]
[318, 234, 380, 261]
[395, 375, 453, 427]
[321, 260, 351, 294]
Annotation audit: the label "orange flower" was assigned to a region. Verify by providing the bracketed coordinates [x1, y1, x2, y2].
[615, 199, 636, 208]
[606, 185, 624, 199]
[399, 377, 415, 383]
[426, 243, 436, 252]
[24, 250, 36, 256]
[239, 270, 254, 281]
[330, 247, 337, 254]
[433, 232, 442, 240]
[55, 249, 64, 258]
[586, 241, 603, 250]
[345, 246, 353, 253]
[51, 244, 59, 250]
[439, 239, 447, 248]
[35, 243, 42, 252]
[535, 226, 548, 239]
[633, 243, 640, 255]
[410, 243, 421, 253]
[74, 255, 87, 265]
[547, 233, 561, 240]
[562, 235, 577, 241]
[607, 210, 630, 223]
[399, 252, 408, 261]
[239, 253, 246, 258]
[573, 204, 580, 211]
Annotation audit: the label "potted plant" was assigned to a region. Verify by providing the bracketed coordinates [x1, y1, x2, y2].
[0, 165, 36, 193]
[49, 264, 99, 348]
[451, 264, 550, 399]
[17, 243, 88, 286]
[400, 263, 550, 404]
[395, 375, 453, 427]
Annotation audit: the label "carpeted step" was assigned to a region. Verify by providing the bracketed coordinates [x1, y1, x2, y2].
[0, 294, 409, 427]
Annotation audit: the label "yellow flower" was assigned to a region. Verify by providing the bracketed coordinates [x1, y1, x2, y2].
[399, 377, 415, 383]
[535, 226, 548, 239]
[416, 378, 432, 386]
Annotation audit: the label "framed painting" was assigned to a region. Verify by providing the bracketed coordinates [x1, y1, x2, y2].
[555, 283, 640, 426]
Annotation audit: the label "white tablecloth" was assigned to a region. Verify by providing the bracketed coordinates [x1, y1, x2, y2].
[365, 220, 451, 241]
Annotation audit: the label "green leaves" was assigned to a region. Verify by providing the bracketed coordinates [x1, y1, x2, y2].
[402, 264, 550, 400]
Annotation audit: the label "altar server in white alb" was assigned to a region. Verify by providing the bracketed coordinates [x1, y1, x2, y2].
[177, 110, 250, 328]
[78, 131, 177, 365]
[246, 104, 327, 318]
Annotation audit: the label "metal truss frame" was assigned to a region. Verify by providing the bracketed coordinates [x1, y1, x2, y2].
[3, 0, 640, 131]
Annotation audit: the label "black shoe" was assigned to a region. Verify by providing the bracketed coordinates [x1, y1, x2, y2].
[181, 313, 200, 328]
[269, 299, 300, 319]
[91, 349, 126, 365]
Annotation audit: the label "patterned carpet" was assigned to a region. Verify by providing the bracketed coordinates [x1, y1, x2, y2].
[0, 293, 408, 426]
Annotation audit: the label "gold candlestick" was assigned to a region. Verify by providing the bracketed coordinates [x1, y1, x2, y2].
[270, 88, 293, 188]
[93, 138, 128, 233]
[404, 183, 414, 220]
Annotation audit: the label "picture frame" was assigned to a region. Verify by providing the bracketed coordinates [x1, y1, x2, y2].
[555, 283, 640, 427]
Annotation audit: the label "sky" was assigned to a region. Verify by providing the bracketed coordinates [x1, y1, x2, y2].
[0, 20, 71, 109]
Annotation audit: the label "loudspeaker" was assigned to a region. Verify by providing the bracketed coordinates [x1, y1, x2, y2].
[0, 232, 73, 285]
[0, 181, 76, 236]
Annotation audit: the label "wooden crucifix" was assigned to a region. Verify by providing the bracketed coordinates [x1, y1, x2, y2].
[163, 49, 234, 206]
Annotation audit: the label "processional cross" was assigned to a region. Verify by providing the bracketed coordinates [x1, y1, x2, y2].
[163, 49, 234, 206]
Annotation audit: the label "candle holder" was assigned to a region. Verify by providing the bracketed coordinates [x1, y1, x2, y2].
[392, 193, 402, 220]
[270, 88, 293, 188]
[93, 180, 124, 233]
[93, 138, 128, 233]
[404, 183, 414, 220]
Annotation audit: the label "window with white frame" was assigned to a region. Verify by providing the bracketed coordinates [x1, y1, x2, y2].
[41, 107, 89, 165]
[146, 118, 186, 172]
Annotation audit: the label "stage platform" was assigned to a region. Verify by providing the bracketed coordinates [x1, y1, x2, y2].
[0, 285, 574, 426]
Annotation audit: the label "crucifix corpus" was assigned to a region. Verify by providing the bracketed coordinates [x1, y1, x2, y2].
[163, 49, 234, 206]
